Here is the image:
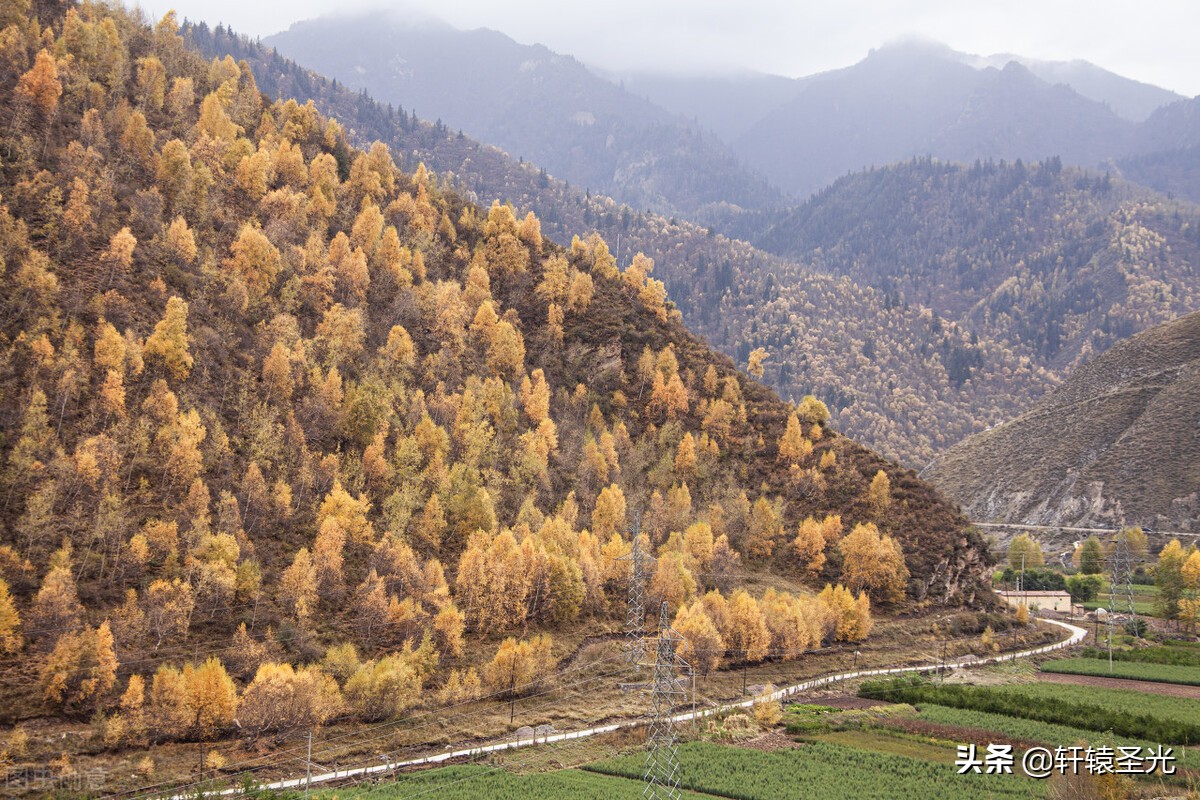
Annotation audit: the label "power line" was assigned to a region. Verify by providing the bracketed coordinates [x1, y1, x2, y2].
[121, 658, 631, 799]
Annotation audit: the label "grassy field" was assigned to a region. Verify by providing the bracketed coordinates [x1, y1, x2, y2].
[314, 764, 712, 799]
[909, 704, 1200, 772]
[988, 682, 1200, 728]
[587, 740, 1043, 799]
[1078, 644, 1200, 667]
[1042, 657, 1200, 686]
[1080, 584, 1159, 615]
[1081, 598, 1159, 615]
[860, 676, 1200, 743]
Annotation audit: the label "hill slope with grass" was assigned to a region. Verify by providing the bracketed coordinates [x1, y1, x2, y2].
[924, 311, 1200, 530]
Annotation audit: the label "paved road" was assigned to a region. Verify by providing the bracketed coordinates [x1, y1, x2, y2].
[972, 522, 1199, 538]
[170, 618, 1086, 797]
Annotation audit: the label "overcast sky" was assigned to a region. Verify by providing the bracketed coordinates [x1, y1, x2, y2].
[134, 0, 1200, 97]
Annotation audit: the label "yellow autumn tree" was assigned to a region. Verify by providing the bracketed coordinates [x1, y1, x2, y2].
[747, 348, 768, 379]
[674, 432, 698, 475]
[0, 579, 22, 654]
[746, 496, 784, 559]
[345, 651, 426, 721]
[40, 622, 118, 710]
[454, 530, 528, 631]
[239, 662, 342, 735]
[792, 517, 827, 579]
[1007, 533, 1044, 570]
[592, 484, 627, 541]
[673, 601, 724, 676]
[179, 658, 239, 739]
[777, 413, 810, 463]
[481, 634, 555, 697]
[30, 562, 83, 640]
[649, 550, 698, 613]
[759, 589, 818, 658]
[865, 470, 892, 519]
[143, 578, 194, 649]
[724, 590, 769, 663]
[142, 296, 193, 379]
[279, 548, 318, 623]
[838, 523, 908, 604]
[312, 518, 346, 598]
[817, 584, 872, 642]
[519, 368, 551, 425]
[317, 482, 374, 545]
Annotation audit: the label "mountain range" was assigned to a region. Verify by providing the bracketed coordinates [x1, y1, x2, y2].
[264, 18, 1200, 208]
[263, 13, 783, 220]
[191, 23, 1200, 469]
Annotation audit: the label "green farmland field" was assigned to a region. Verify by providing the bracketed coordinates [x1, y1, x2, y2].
[1042, 657, 1200, 686]
[316, 764, 711, 799]
[588, 740, 1042, 799]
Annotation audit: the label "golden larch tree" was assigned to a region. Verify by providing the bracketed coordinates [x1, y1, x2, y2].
[142, 296, 193, 380]
[16, 50, 62, 118]
[724, 590, 769, 663]
[673, 601, 724, 676]
[865, 470, 891, 519]
[0, 579, 22, 654]
[40, 621, 118, 710]
[793, 516, 827, 579]
[837, 523, 908, 604]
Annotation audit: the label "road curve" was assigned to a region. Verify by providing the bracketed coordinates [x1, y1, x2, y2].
[168, 618, 1087, 798]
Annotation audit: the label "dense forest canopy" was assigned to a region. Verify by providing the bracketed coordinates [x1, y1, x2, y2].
[185, 25, 1200, 467]
[0, 2, 986, 770]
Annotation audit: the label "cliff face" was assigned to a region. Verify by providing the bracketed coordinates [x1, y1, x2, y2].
[924, 311, 1200, 532]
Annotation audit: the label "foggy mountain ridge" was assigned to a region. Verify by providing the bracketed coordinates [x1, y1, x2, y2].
[266, 15, 1200, 209]
[264, 12, 786, 220]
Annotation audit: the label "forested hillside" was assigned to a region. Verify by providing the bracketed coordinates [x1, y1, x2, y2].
[0, 2, 987, 784]
[186, 25, 1200, 468]
[736, 158, 1200, 370]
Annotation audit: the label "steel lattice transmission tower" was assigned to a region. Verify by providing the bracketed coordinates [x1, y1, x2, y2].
[620, 520, 652, 665]
[644, 601, 686, 800]
[1110, 528, 1140, 631]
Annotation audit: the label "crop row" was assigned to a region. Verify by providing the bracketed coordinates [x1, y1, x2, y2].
[986, 681, 1200, 727]
[859, 677, 1200, 744]
[1043, 657, 1200, 686]
[912, 704, 1200, 772]
[1078, 645, 1200, 667]
[315, 764, 707, 799]
[587, 740, 1041, 799]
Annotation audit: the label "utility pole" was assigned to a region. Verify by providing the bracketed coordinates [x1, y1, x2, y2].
[305, 730, 312, 800]
[509, 666, 517, 724]
[691, 669, 697, 734]
[619, 517, 651, 666]
[645, 602, 685, 800]
[1107, 604, 1114, 672]
[1019, 552, 1025, 593]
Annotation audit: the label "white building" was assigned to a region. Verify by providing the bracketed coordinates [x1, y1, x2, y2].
[996, 590, 1073, 614]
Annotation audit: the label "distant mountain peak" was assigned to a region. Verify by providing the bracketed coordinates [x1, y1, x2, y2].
[872, 35, 956, 58]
